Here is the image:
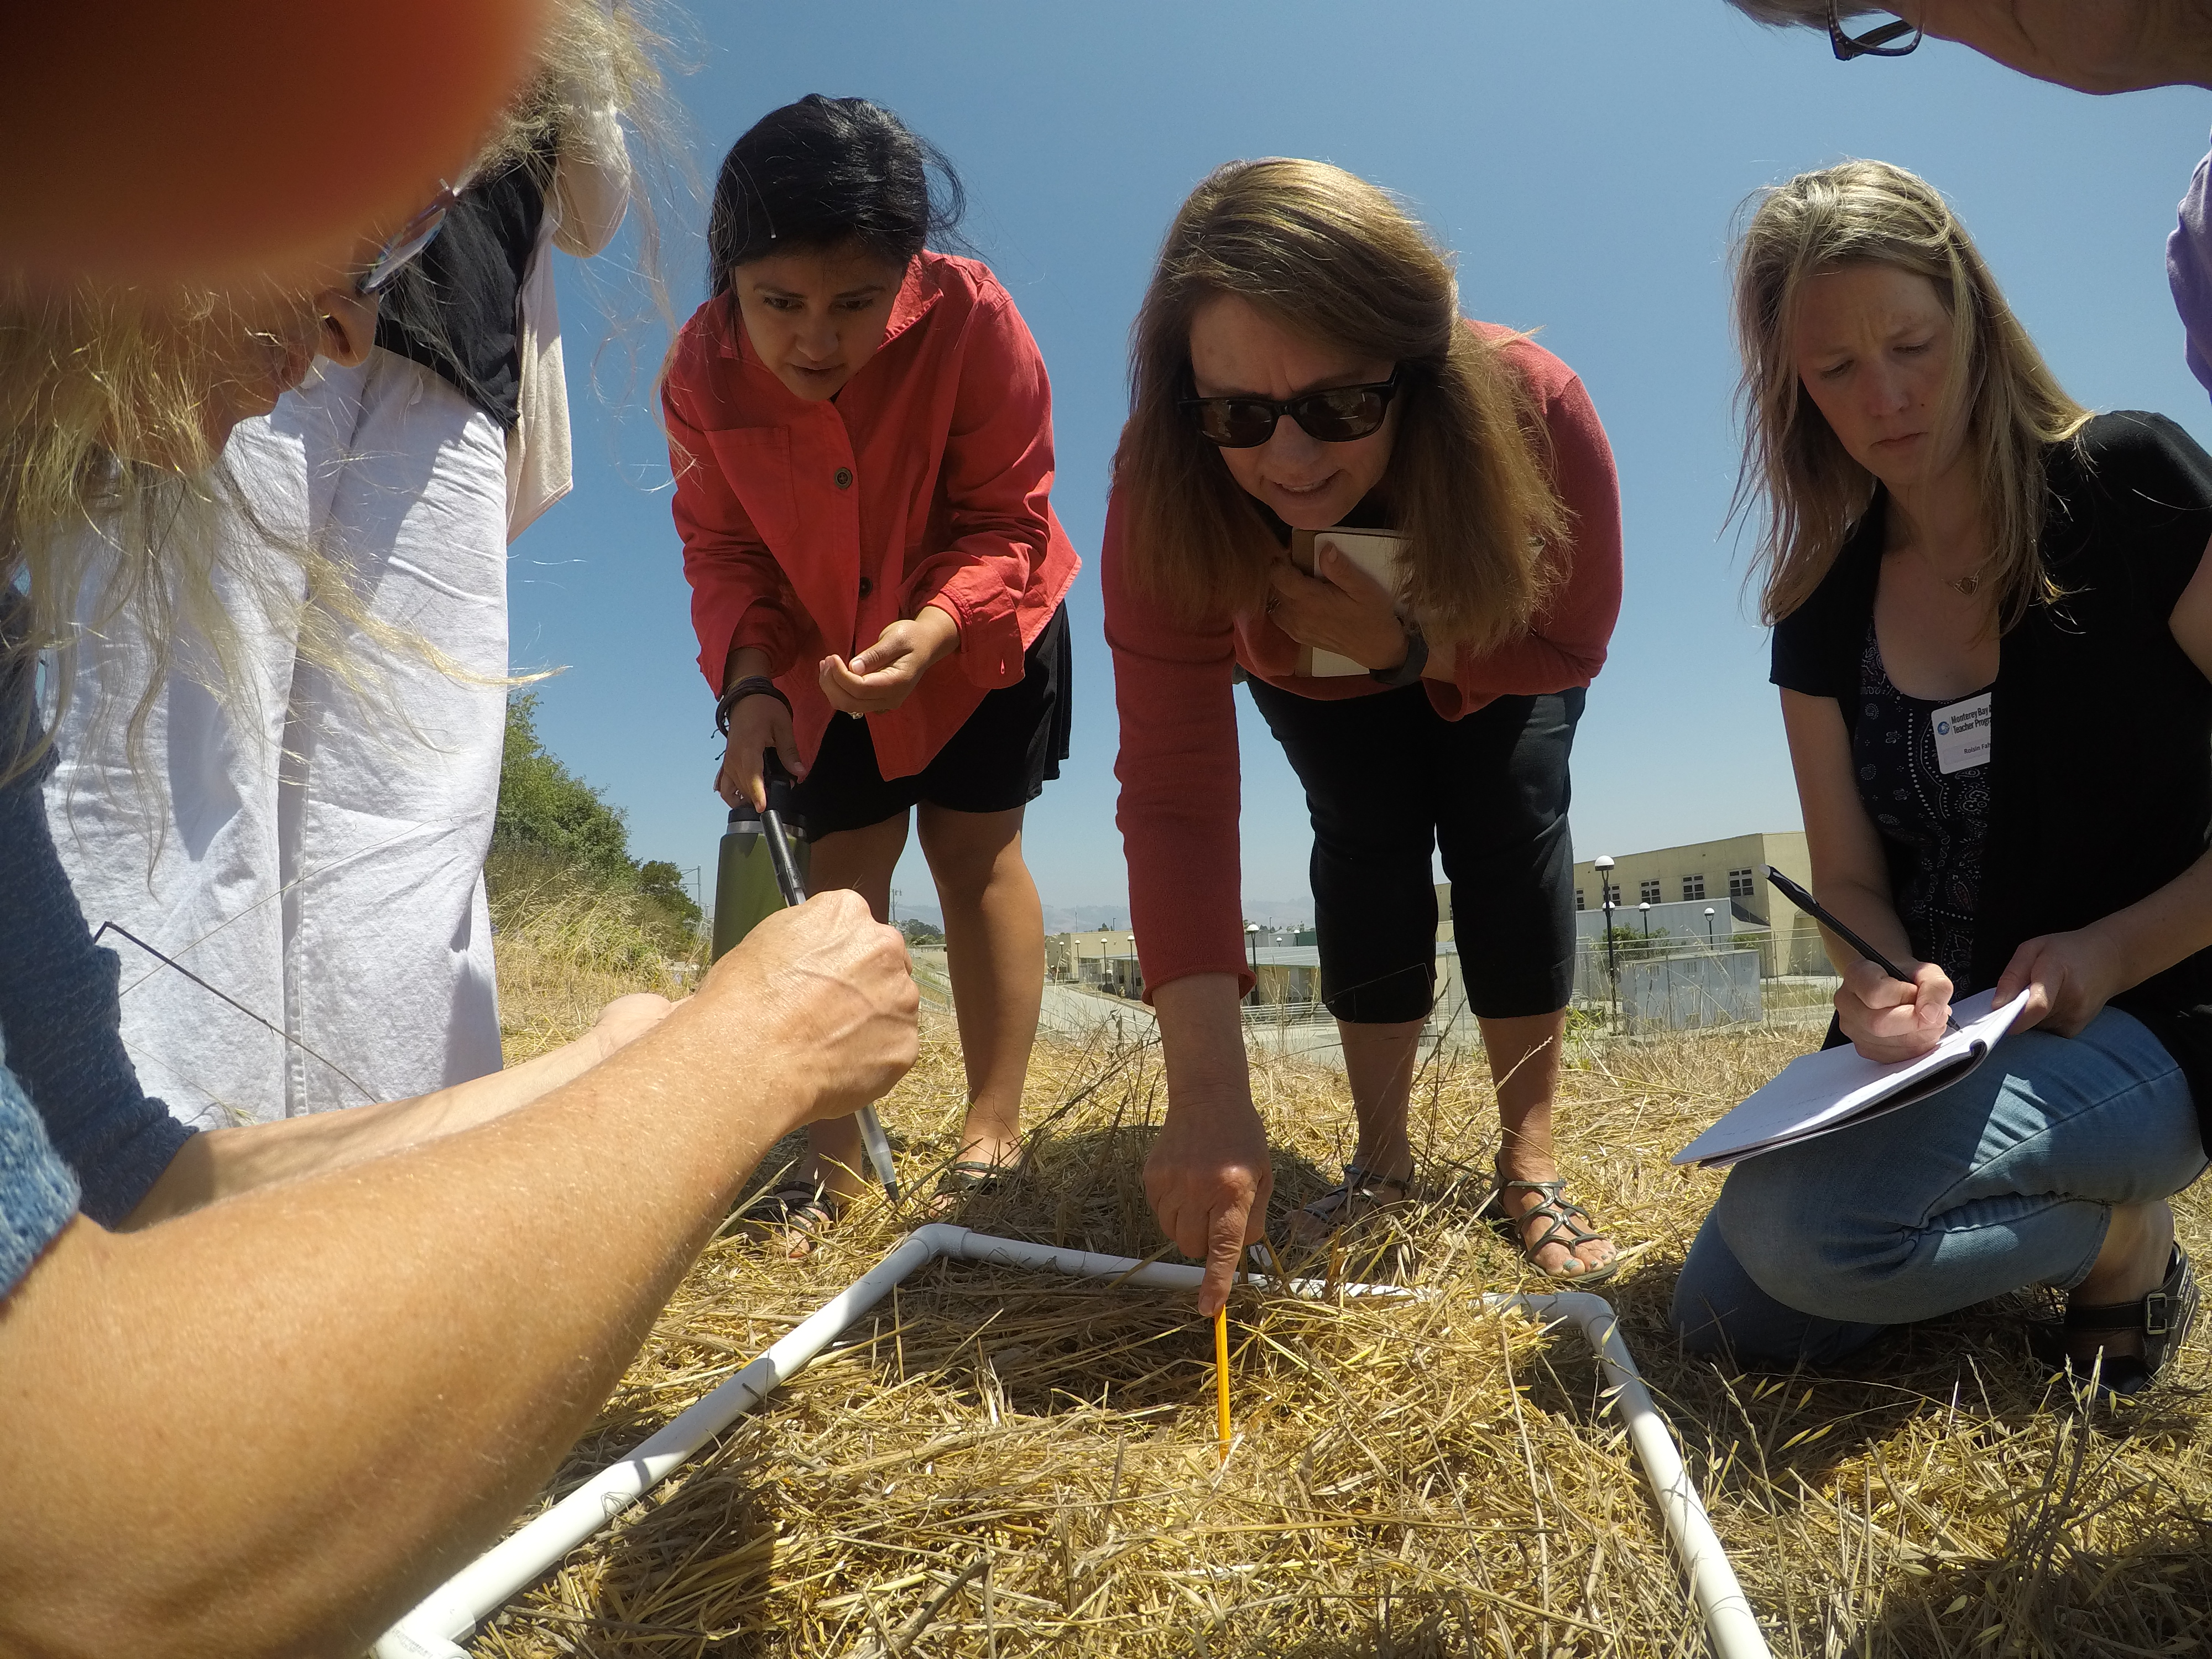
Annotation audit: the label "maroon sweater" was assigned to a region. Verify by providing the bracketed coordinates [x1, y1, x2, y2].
[1104, 326, 1624, 997]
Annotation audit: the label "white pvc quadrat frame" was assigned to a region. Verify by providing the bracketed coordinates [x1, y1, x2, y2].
[375, 1225, 1771, 1659]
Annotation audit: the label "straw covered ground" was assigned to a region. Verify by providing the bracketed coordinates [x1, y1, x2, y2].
[469, 983, 2212, 1659]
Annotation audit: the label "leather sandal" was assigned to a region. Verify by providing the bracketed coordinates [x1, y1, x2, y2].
[739, 1178, 843, 1258]
[1479, 1161, 1618, 1284]
[2032, 1244, 2198, 1400]
[1276, 1163, 1418, 1249]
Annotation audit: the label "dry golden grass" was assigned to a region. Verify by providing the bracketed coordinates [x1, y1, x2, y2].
[487, 854, 698, 1064]
[474, 984, 2212, 1658]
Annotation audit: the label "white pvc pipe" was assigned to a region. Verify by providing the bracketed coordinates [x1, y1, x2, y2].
[375, 1225, 1768, 1659]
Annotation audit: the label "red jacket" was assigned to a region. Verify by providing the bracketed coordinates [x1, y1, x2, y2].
[1105, 326, 1623, 997]
[664, 252, 1081, 779]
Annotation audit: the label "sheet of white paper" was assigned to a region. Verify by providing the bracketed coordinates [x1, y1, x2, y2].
[1672, 987, 2032, 1169]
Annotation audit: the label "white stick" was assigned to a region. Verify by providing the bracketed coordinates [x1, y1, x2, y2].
[375, 1226, 1769, 1659]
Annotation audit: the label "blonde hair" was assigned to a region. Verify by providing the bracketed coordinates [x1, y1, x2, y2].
[1731, 158, 2091, 628]
[1113, 158, 1565, 650]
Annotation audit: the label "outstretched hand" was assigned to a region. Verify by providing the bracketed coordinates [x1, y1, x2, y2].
[1144, 1093, 1272, 1317]
[821, 604, 961, 716]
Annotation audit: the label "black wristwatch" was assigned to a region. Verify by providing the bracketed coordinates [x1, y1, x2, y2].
[1369, 620, 1428, 687]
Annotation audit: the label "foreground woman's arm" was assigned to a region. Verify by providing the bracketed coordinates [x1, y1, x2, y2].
[1144, 974, 1274, 1317]
[0, 891, 916, 1659]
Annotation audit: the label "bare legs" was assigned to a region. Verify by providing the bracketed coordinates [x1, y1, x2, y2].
[794, 804, 1040, 1210]
[1286, 1005, 1614, 1276]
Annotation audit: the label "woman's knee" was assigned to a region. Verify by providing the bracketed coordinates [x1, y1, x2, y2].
[916, 805, 1027, 898]
[1708, 1151, 1897, 1318]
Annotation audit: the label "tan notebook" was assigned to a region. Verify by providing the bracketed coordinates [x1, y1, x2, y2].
[1285, 528, 1415, 677]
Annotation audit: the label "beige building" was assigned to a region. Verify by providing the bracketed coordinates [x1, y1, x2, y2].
[1045, 928, 1141, 987]
[1569, 831, 1825, 973]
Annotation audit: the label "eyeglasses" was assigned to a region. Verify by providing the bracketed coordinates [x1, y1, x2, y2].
[356, 184, 461, 296]
[1181, 368, 1402, 448]
[1828, 2, 1921, 60]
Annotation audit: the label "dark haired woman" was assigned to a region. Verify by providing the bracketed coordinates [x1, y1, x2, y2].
[664, 95, 1079, 1245]
[1671, 160, 2211, 1393]
[1105, 159, 1624, 1313]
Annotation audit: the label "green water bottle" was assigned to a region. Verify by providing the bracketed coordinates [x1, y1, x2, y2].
[709, 786, 809, 962]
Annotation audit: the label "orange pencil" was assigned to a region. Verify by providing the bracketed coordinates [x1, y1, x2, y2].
[1213, 1305, 1232, 1463]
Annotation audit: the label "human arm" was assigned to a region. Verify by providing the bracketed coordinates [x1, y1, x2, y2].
[896, 285, 1065, 691]
[1144, 974, 1272, 1318]
[0, 891, 916, 1659]
[1990, 531, 2212, 1033]
[118, 993, 672, 1229]
[1781, 688, 1958, 1060]
[1104, 494, 1266, 1311]
[1895, 1, 2212, 93]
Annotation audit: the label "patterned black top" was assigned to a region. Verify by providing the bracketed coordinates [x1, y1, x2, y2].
[1851, 626, 1992, 990]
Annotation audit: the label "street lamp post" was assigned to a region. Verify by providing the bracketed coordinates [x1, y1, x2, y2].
[1126, 935, 1138, 999]
[1639, 899, 1652, 940]
[1704, 905, 1715, 947]
[1245, 922, 1260, 1003]
[1595, 855, 1618, 1029]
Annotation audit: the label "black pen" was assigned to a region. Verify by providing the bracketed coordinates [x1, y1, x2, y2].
[1764, 865, 1961, 1036]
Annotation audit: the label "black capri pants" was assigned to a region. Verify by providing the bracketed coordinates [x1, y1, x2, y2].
[1246, 679, 1584, 1025]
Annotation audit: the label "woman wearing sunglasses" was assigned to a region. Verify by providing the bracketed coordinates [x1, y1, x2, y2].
[1105, 159, 1624, 1312]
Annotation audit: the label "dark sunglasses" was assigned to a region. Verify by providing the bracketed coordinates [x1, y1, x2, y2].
[1181, 367, 1402, 448]
[356, 183, 462, 296]
[1829, 2, 1921, 60]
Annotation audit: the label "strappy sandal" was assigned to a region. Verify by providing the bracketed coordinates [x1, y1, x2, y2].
[2030, 1244, 2199, 1400]
[1276, 1163, 1418, 1250]
[738, 1178, 843, 1259]
[1479, 1162, 1618, 1284]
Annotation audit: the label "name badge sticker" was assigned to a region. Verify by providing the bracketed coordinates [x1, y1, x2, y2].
[1931, 691, 1992, 775]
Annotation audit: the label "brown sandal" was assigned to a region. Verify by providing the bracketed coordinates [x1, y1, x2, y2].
[739, 1178, 843, 1259]
[1277, 1163, 1418, 1249]
[1480, 1164, 1617, 1284]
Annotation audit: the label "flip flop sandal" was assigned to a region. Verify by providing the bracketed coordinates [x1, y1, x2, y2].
[1274, 1163, 1418, 1249]
[2030, 1243, 2199, 1400]
[739, 1178, 843, 1256]
[1480, 1168, 1618, 1284]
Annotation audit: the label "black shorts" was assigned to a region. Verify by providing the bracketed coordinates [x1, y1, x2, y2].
[1247, 679, 1584, 1024]
[792, 603, 1073, 836]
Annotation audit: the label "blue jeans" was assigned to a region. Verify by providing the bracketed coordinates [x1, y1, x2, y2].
[1671, 1007, 2206, 1365]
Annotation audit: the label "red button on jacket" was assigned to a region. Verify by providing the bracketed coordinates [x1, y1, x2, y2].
[665, 252, 1082, 780]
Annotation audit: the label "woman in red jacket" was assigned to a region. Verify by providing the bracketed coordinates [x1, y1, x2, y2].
[665, 96, 1079, 1242]
[1107, 159, 1624, 1313]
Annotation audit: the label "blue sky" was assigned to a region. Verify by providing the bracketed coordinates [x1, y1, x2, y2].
[516, 1, 2212, 927]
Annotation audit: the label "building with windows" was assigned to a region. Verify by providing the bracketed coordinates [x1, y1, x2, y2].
[1568, 831, 1828, 973]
